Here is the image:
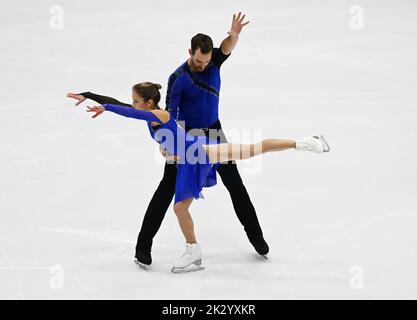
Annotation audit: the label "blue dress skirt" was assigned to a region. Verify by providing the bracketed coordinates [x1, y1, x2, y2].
[174, 134, 220, 204]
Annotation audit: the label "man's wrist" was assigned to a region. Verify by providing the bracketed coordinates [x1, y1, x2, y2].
[228, 30, 239, 38]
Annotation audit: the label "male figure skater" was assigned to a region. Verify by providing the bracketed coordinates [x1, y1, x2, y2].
[135, 12, 269, 268]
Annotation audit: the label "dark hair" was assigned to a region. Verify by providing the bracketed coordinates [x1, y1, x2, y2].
[191, 33, 213, 55]
[132, 82, 162, 107]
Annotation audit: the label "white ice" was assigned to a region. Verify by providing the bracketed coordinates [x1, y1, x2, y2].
[1, 0, 417, 299]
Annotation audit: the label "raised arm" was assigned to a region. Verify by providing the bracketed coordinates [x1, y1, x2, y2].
[220, 12, 250, 55]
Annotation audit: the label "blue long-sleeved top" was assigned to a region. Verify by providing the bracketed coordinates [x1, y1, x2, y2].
[102, 103, 220, 204]
[103, 104, 189, 157]
[165, 47, 230, 128]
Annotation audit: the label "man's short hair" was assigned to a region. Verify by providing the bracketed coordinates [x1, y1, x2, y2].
[191, 33, 214, 55]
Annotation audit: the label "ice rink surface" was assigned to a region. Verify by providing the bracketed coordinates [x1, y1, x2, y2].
[1, 0, 416, 299]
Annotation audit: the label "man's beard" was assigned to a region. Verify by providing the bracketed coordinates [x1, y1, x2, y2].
[192, 60, 204, 72]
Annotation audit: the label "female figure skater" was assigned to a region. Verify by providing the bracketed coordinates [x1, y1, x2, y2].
[70, 82, 330, 273]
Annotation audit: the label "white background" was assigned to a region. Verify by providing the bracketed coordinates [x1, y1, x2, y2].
[0, 0, 416, 299]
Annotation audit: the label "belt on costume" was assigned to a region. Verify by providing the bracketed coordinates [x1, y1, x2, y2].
[185, 119, 222, 132]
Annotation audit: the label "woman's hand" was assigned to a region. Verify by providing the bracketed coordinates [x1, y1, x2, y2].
[67, 93, 86, 106]
[86, 105, 105, 118]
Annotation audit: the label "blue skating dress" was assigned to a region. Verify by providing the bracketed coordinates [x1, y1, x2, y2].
[103, 104, 220, 204]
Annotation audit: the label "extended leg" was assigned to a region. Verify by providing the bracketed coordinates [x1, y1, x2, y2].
[204, 135, 329, 163]
[210, 128, 270, 256]
[135, 162, 177, 265]
[204, 139, 296, 163]
[217, 163, 269, 256]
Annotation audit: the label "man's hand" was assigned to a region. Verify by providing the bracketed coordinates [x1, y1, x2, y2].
[86, 105, 105, 118]
[67, 93, 87, 106]
[159, 145, 167, 158]
[159, 145, 181, 162]
[221, 12, 249, 55]
[228, 12, 250, 37]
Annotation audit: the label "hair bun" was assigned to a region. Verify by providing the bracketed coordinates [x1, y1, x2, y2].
[154, 83, 162, 90]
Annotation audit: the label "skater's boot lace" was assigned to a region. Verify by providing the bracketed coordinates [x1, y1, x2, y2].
[173, 243, 202, 269]
[180, 244, 193, 258]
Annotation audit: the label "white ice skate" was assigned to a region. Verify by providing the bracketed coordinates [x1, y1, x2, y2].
[295, 135, 330, 153]
[171, 243, 205, 273]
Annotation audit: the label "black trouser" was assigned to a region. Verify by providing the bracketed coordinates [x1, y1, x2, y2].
[136, 119, 264, 256]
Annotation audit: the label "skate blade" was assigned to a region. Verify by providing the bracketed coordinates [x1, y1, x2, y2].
[260, 254, 268, 260]
[171, 265, 205, 273]
[171, 259, 205, 273]
[318, 135, 330, 152]
[134, 259, 150, 271]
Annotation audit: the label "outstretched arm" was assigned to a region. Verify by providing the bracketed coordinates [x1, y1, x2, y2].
[220, 12, 250, 55]
[67, 92, 131, 107]
[86, 104, 179, 161]
[86, 104, 164, 123]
